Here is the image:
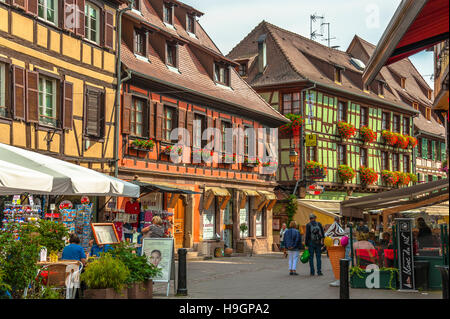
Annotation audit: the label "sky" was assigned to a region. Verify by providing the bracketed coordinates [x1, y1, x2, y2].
[182, 0, 435, 88]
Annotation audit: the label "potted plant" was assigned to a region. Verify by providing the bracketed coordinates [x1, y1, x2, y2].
[306, 161, 328, 179]
[280, 114, 305, 136]
[81, 254, 130, 299]
[350, 266, 398, 290]
[359, 126, 377, 144]
[110, 242, 161, 299]
[381, 170, 399, 186]
[382, 130, 398, 146]
[360, 166, 378, 186]
[239, 223, 248, 238]
[337, 121, 357, 140]
[35, 220, 69, 261]
[337, 164, 356, 183]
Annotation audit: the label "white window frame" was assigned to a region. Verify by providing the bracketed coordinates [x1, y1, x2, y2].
[0, 63, 6, 117]
[38, 76, 57, 127]
[38, 0, 58, 25]
[85, 2, 100, 44]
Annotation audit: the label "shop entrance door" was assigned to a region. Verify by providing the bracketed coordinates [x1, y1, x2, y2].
[173, 197, 185, 250]
[223, 191, 233, 249]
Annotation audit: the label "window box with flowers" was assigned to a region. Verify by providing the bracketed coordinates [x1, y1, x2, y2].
[382, 130, 398, 146]
[162, 145, 183, 156]
[394, 133, 409, 149]
[279, 114, 305, 136]
[262, 161, 278, 168]
[359, 126, 377, 144]
[306, 161, 328, 179]
[360, 166, 378, 186]
[337, 121, 357, 140]
[192, 148, 213, 164]
[221, 153, 236, 164]
[407, 136, 418, 148]
[129, 139, 155, 152]
[440, 159, 448, 175]
[381, 170, 399, 186]
[244, 156, 261, 167]
[407, 173, 418, 184]
[395, 171, 411, 187]
[338, 165, 356, 183]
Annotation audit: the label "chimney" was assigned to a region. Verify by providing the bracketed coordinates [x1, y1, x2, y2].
[257, 34, 267, 74]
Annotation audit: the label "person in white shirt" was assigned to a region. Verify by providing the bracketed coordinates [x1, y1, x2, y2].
[279, 223, 288, 258]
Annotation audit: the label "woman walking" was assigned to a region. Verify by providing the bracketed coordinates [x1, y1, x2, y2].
[282, 221, 302, 276]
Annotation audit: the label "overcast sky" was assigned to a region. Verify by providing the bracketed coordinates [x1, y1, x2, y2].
[182, 0, 435, 87]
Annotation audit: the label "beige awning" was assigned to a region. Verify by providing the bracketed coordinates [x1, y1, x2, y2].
[298, 200, 341, 218]
[204, 187, 231, 210]
[206, 187, 231, 197]
[422, 202, 449, 216]
[242, 189, 260, 197]
[258, 190, 276, 201]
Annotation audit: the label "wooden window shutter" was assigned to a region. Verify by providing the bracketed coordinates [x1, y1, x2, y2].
[63, 0, 76, 32]
[148, 101, 155, 138]
[85, 89, 102, 137]
[25, 70, 39, 123]
[186, 109, 194, 145]
[12, 0, 26, 10]
[178, 108, 186, 130]
[62, 81, 73, 130]
[215, 117, 221, 151]
[75, 0, 85, 37]
[431, 141, 436, 161]
[27, 0, 38, 15]
[155, 102, 163, 141]
[441, 143, 446, 162]
[207, 115, 213, 144]
[122, 93, 132, 135]
[12, 65, 26, 121]
[422, 138, 428, 159]
[104, 10, 114, 50]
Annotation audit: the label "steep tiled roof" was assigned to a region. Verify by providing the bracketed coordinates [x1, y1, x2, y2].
[227, 21, 417, 113]
[121, 3, 287, 124]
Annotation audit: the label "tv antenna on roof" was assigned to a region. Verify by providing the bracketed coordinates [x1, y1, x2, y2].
[310, 13, 324, 41]
[320, 21, 336, 48]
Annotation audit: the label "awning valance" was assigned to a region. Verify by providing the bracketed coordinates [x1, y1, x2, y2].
[204, 187, 231, 211]
[206, 187, 231, 197]
[242, 189, 260, 197]
[258, 191, 276, 201]
[132, 181, 200, 195]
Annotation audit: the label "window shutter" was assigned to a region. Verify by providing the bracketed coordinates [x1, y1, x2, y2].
[75, 0, 85, 37]
[104, 10, 114, 50]
[422, 138, 428, 159]
[62, 81, 73, 130]
[144, 31, 149, 57]
[441, 143, 446, 162]
[12, 0, 26, 10]
[155, 102, 163, 141]
[148, 101, 155, 139]
[27, 0, 38, 15]
[186, 109, 194, 145]
[178, 108, 186, 130]
[431, 141, 436, 161]
[86, 90, 100, 136]
[215, 118, 221, 151]
[237, 123, 244, 156]
[63, 0, 76, 32]
[122, 93, 132, 135]
[207, 115, 213, 144]
[26, 70, 39, 123]
[13, 65, 26, 121]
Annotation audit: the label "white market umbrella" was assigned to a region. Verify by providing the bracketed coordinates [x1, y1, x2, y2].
[0, 143, 139, 197]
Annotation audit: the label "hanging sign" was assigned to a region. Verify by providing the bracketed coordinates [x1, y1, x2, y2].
[59, 200, 73, 210]
[12, 195, 21, 205]
[307, 184, 324, 195]
[305, 134, 317, 147]
[396, 218, 416, 291]
[81, 196, 90, 204]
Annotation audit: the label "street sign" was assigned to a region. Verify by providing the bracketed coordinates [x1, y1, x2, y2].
[307, 184, 324, 195]
[305, 134, 317, 147]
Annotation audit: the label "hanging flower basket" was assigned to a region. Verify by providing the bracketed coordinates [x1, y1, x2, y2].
[306, 161, 328, 179]
[381, 170, 399, 186]
[337, 121, 357, 139]
[130, 139, 155, 151]
[360, 166, 378, 185]
[395, 133, 409, 149]
[280, 114, 305, 136]
[407, 136, 418, 148]
[337, 164, 356, 183]
[382, 130, 398, 146]
[359, 126, 377, 144]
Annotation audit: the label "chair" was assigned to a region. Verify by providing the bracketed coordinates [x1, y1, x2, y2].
[355, 249, 379, 269]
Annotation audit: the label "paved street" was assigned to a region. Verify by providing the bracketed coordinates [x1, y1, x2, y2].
[152, 252, 441, 299]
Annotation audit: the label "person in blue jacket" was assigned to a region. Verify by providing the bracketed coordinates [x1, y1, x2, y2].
[282, 221, 303, 276]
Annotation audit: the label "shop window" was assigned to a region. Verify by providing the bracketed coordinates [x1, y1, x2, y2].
[130, 97, 146, 137]
[256, 210, 264, 237]
[360, 106, 368, 127]
[392, 153, 399, 171]
[403, 155, 410, 173]
[381, 112, 390, 130]
[163, 3, 173, 25]
[282, 93, 300, 114]
[337, 101, 346, 122]
[38, 0, 58, 24]
[239, 198, 250, 238]
[85, 2, 100, 44]
[85, 87, 105, 138]
[214, 63, 230, 86]
[0, 63, 6, 117]
[203, 198, 216, 240]
[381, 151, 389, 171]
[338, 144, 346, 166]
[38, 76, 57, 127]
[360, 147, 367, 167]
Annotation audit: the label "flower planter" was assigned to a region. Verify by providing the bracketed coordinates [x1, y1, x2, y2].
[350, 270, 398, 290]
[129, 146, 153, 152]
[84, 288, 128, 299]
[127, 280, 153, 299]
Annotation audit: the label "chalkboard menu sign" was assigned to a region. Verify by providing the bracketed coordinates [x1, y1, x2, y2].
[396, 218, 416, 290]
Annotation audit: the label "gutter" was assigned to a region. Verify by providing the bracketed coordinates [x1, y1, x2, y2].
[114, 1, 133, 178]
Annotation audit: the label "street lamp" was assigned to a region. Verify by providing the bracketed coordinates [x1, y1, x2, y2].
[289, 149, 299, 165]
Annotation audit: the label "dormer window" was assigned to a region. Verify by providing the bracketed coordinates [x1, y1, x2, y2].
[257, 34, 267, 74]
[426, 107, 431, 121]
[427, 89, 433, 100]
[214, 63, 230, 86]
[363, 84, 370, 93]
[378, 81, 385, 97]
[163, 3, 173, 25]
[413, 102, 419, 110]
[400, 77, 406, 89]
[334, 67, 342, 84]
[238, 62, 247, 77]
[132, 0, 140, 11]
[187, 14, 195, 35]
[166, 42, 178, 68]
[134, 28, 148, 58]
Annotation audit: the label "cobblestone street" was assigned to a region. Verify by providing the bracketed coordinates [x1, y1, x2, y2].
[152, 253, 441, 299]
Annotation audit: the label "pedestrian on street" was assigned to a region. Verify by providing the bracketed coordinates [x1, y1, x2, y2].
[282, 221, 302, 276]
[305, 214, 325, 276]
[279, 223, 288, 258]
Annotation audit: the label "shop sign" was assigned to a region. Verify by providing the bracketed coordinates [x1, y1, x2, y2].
[396, 218, 416, 291]
[307, 184, 324, 195]
[12, 195, 21, 205]
[305, 134, 317, 147]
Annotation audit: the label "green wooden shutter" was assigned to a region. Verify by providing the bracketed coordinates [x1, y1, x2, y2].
[441, 143, 446, 161]
[422, 138, 428, 159]
[417, 173, 421, 182]
[431, 141, 436, 161]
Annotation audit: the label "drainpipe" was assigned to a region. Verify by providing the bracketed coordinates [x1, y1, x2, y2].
[412, 113, 419, 177]
[293, 83, 316, 196]
[114, 1, 133, 178]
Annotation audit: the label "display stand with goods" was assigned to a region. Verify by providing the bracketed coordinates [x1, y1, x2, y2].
[74, 204, 94, 254]
[324, 222, 347, 287]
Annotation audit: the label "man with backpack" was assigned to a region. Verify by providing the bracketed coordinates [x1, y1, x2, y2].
[305, 214, 325, 276]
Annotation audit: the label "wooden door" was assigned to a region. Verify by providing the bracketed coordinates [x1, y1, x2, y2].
[173, 197, 185, 250]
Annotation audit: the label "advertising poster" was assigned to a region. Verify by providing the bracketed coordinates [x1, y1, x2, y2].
[141, 238, 174, 282]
